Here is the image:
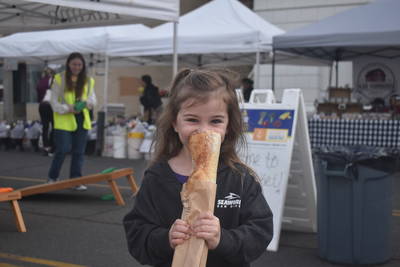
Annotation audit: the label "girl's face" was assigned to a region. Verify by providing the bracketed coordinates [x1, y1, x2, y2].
[68, 58, 84, 76]
[173, 96, 229, 149]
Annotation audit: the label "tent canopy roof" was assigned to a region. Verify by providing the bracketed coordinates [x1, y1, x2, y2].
[107, 0, 284, 57]
[0, 0, 179, 35]
[0, 0, 287, 67]
[273, 0, 400, 61]
[0, 24, 150, 58]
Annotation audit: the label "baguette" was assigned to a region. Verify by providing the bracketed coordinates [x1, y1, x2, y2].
[188, 130, 221, 183]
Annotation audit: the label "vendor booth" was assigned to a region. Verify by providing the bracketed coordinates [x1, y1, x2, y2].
[273, 0, 400, 103]
[273, 0, 400, 126]
[273, 0, 399, 264]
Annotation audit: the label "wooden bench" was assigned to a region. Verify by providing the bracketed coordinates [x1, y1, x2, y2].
[17, 168, 138, 206]
[0, 190, 27, 232]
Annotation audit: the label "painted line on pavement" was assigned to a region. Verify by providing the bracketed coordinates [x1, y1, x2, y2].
[0, 263, 20, 267]
[0, 252, 87, 267]
[0, 175, 132, 190]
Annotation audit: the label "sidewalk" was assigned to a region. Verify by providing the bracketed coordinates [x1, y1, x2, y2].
[0, 150, 399, 267]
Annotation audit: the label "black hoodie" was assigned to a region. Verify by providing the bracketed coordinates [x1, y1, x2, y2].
[123, 160, 273, 267]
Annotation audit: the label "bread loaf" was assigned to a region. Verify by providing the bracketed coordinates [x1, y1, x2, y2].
[188, 130, 221, 183]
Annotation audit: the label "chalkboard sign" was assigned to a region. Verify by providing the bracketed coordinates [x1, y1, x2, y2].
[241, 89, 317, 251]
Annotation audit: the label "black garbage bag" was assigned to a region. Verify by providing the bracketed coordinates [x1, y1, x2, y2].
[314, 145, 398, 179]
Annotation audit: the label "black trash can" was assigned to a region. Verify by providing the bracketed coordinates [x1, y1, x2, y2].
[315, 146, 396, 265]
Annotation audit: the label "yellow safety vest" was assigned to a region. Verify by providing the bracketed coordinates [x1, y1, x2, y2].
[53, 73, 95, 131]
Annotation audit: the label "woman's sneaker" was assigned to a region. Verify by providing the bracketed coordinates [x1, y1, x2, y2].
[46, 179, 58, 184]
[74, 185, 87, 191]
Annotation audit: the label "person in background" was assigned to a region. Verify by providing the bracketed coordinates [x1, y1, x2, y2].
[36, 67, 55, 156]
[26, 121, 42, 152]
[0, 121, 11, 151]
[389, 94, 400, 119]
[140, 74, 162, 124]
[123, 68, 273, 267]
[10, 120, 25, 151]
[241, 78, 254, 103]
[370, 97, 389, 113]
[47, 52, 96, 191]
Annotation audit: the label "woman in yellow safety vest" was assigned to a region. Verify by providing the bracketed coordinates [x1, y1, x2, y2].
[47, 52, 96, 191]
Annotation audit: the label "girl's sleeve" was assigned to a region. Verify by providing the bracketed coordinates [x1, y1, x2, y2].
[123, 175, 174, 265]
[214, 172, 273, 264]
[50, 76, 70, 114]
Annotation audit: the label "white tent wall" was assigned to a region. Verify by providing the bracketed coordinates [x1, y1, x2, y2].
[255, 62, 353, 112]
[253, 0, 371, 112]
[102, 64, 252, 118]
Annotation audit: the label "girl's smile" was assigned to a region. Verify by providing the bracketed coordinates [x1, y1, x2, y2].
[173, 96, 228, 153]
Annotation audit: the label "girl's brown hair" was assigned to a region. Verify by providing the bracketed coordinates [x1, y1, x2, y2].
[152, 68, 247, 170]
[64, 52, 87, 99]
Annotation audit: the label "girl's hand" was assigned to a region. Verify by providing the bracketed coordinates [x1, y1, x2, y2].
[192, 211, 221, 250]
[169, 219, 191, 249]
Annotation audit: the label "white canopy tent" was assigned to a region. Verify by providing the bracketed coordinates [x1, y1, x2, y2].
[272, 0, 400, 87]
[1, 0, 179, 121]
[109, 0, 283, 55]
[273, 0, 400, 61]
[0, 0, 179, 35]
[0, 23, 153, 119]
[107, 0, 285, 86]
[0, 24, 150, 59]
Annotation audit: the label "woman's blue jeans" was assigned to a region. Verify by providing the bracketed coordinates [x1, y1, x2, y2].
[48, 126, 88, 181]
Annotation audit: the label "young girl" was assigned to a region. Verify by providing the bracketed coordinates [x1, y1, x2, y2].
[123, 68, 273, 267]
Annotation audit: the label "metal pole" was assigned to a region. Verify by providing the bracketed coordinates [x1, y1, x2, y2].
[329, 61, 333, 87]
[255, 48, 260, 88]
[271, 48, 275, 91]
[172, 21, 178, 78]
[335, 60, 339, 88]
[103, 55, 109, 119]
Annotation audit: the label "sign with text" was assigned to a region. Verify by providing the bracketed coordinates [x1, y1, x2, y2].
[240, 89, 317, 252]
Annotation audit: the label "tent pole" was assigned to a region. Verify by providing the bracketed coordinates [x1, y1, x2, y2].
[104, 55, 109, 119]
[271, 48, 275, 91]
[172, 21, 178, 78]
[335, 60, 339, 88]
[255, 48, 260, 88]
[328, 62, 333, 88]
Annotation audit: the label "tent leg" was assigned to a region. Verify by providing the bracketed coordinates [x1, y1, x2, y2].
[329, 62, 333, 88]
[271, 49, 275, 91]
[335, 60, 339, 88]
[255, 49, 260, 88]
[172, 22, 178, 78]
[104, 55, 109, 119]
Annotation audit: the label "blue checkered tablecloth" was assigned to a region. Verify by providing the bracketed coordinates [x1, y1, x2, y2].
[308, 119, 400, 148]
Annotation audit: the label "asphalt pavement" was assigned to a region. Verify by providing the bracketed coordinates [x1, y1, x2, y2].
[0, 149, 399, 267]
